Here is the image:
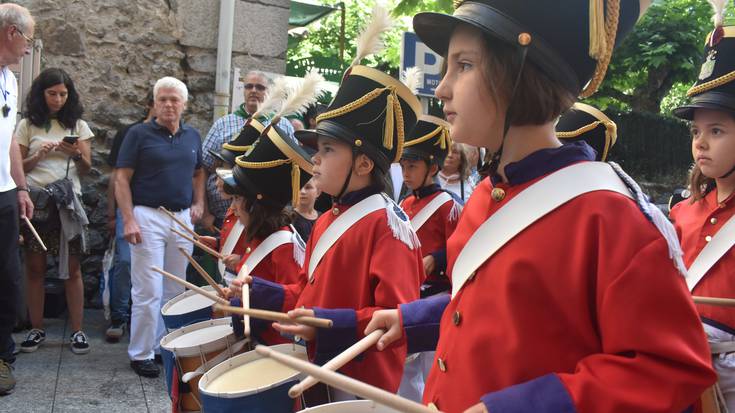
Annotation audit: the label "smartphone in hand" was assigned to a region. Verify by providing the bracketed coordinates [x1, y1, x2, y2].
[63, 135, 79, 144]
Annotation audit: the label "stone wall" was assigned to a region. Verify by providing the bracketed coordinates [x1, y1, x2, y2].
[13, 0, 289, 301]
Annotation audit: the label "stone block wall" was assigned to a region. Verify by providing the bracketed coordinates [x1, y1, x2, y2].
[12, 0, 289, 300]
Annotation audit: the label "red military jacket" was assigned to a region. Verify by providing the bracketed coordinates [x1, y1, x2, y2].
[279, 188, 424, 392]
[400, 184, 460, 284]
[671, 188, 735, 331]
[420, 143, 714, 413]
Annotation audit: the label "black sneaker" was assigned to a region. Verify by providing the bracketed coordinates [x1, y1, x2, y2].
[130, 359, 160, 378]
[0, 360, 15, 395]
[70, 331, 90, 355]
[105, 320, 126, 342]
[20, 329, 45, 353]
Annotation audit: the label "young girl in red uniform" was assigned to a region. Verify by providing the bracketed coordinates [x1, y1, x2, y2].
[366, 1, 716, 412]
[670, 9, 735, 411]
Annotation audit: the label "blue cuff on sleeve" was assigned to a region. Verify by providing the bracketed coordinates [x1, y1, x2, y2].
[312, 307, 357, 365]
[250, 276, 285, 313]
[229, 297, 246, 338]
[430, 249, 447, 276]
[401, 294, 449, 354]
[481, 374, 576, 413]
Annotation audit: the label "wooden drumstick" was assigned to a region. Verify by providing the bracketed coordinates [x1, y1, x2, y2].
[178, 247, 226, 297]
[289, 329, 384, 398]
[152, 266, 228, 305]
[170, 227, 224, 260]
[159, 206, 199, 239]
[694, 296, 735, 307]
[237, 264, 251, 337]
[22, 216, 47, 251]
[255, 345, 440, 413]
[213, 304, 333, 329]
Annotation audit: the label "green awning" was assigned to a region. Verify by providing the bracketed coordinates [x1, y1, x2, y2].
[289, 1, 342, 29]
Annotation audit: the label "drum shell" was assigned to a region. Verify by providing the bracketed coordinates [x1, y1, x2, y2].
[161, 286, 224, 331]
[297, 400, 401, 413]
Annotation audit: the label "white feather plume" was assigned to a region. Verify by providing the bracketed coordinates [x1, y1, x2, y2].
[709, 0, 727, 27]
[401, 66, 423, 94]
[351, 4, 393, 67]
[251, 76, 289, 119]
[274, 70, 327, 121]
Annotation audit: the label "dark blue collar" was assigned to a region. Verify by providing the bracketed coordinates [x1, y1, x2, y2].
[491, 141, 596, 186]
[413, 183, 441, 199]
[151, 117, 186, 134]
[336, 185, 383, 206]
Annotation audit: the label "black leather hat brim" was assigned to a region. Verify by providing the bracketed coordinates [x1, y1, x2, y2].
[673, 92, 735, 120]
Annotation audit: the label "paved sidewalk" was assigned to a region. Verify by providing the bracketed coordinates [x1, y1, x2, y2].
[3, 309, 170, 413]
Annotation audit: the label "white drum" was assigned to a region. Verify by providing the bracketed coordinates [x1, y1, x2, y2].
[297, 400, 401, 413]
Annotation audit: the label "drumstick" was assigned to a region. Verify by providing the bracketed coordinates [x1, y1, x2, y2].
[289, 329, 384, 398]
[171, 227, 224, 260]
[213, 304, 333, 329]
[178, 247, 226, 297]
[152, 266, 228, 305]
[22, 216, 47, 251]
[255, 345, 440, 413]
[159, 206, 199, 239]
[237, 264, 251, 337]
[693, 296, 735, 307]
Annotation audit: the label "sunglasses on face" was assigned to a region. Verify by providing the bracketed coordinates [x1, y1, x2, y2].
[244, 83, 266, 92]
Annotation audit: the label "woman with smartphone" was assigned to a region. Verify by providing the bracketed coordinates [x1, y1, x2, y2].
[15, 68, 93, 355]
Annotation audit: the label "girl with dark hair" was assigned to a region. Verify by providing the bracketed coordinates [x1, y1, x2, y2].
[365, 2, 715, 412]
[15, 67, 92, 355]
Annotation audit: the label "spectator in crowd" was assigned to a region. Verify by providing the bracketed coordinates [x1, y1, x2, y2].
[17, 68, 93, 355]
[200, 71, 295, 230]
[115, 77, 205, 378]
[290, 117, 304, 131]
[291, 177, 320, 241]
[104, 91, 155, 342]
[438, 142, 475, 201]
[0, 2, 34, 395]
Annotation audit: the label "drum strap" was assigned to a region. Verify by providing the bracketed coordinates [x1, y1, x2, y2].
[410, 192, 453, 231]
[218, 221, 245, 277]
[308, 194, 386, 281]
[686, 214, 735, 292]
[451, 162, 633, 298]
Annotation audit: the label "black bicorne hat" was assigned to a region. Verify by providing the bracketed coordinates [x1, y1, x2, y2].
[413, 0, 650, 97]
[295, 65, 422, 174]
[209, 118, 268, 167]
[232, 124, 313, 209]
[674, 26, 735, 120]
[556, 102, 617, 162]
[402, 115, 452, 166]
[215, 168, 244, 197]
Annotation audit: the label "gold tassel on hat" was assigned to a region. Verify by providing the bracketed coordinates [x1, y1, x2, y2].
[589, 0, 607, 60]
[384, 91, 395, 151]
[291, 162, 300, 207]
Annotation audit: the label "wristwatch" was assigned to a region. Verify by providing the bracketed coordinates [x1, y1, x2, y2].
[17, 187, 29, 192]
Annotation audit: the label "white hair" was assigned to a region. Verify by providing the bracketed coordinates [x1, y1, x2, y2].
[245, 70, 271, 87]
[153, 76, 188, 102]
[0, 3, 34, 32]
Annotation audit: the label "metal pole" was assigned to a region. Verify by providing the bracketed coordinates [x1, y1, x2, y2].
[213, 0, 235, 122]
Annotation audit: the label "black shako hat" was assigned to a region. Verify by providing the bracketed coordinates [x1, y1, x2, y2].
[231, 124, 313, 209]
[295, 65, 422, 174]
[208, 118, 268, 167]
[556, 102, 617, 162]
[413, 0, 651, 97]
[402, 115, 452, 167]
[674, 25, 735, 120]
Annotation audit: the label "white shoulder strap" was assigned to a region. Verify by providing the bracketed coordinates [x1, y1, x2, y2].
[687, 214, 735, 291]
[218, 221, 245, 277]
[308, 194, 386, 281]
[242, 230, 294, 274]
[410, 192, 453, 231]
[451, 162, 633, 297]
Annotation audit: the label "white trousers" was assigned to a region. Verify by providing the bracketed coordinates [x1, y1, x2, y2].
[128, 206, 193, 361]
[705, 323, 735, 413]
[398, 351, 435, 402]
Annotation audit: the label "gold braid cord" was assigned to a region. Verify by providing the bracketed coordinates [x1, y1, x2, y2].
[405, 125, 452, 150]
[580, 0, 620, 98]
[687, 70, 735, 97]
[556, 121, 604, 138]
[316, 86, 406, 163]
[222, 143, 252, 152]
[234, 158, 301, 205]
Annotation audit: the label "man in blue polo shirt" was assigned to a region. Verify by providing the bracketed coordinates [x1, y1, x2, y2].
[115, 76, 205, 378]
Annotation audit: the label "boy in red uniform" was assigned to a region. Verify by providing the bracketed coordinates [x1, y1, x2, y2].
[366, 1, 716, 412]
[671, 9, 735, 411]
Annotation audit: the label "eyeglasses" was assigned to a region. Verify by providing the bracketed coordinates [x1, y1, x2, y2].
[244, 83, 266, 92]
[15, 27, 34, 45]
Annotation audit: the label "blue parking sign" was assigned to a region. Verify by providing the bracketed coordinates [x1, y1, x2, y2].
[401, 31, 444, 97]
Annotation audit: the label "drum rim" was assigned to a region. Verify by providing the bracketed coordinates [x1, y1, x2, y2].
[160, 317, 236, 356]
[161, 285, 217, 317]
[296, 400, 398, 413]
[198, 343, 308, 399]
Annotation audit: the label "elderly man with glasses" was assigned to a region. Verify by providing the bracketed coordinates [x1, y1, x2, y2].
[200, 70, 295, 231]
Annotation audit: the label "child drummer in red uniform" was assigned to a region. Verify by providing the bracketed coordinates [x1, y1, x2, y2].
[670, 6, 735, 410]
[365, 1, 716, 412]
